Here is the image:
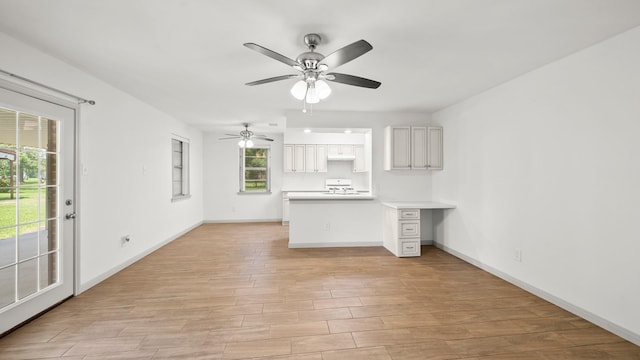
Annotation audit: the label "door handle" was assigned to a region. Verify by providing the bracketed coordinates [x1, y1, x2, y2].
[65, 212, 76, 220]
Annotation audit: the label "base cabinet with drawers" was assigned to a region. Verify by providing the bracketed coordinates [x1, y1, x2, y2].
[382, 201, 456, 257]
[382, 207, 422, 257]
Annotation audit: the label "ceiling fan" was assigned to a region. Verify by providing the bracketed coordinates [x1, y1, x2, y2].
[244, 33, 381, 110]
[219, 123, 274, 148]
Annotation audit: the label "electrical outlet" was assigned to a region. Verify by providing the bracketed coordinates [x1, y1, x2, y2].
[121, 235, 131, 247]
[514, 249, 522, 262]
[324, 223, 331, 231]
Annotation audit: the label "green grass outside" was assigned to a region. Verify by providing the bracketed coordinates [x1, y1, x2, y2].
[245, 181, 267, 190]
[0, 179, 42, 239]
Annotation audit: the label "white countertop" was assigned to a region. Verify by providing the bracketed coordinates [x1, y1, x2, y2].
[381, 201, 456, 209]
[287, 191, 376, 200]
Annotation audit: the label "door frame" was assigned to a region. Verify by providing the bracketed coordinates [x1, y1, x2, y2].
[0, 77, 81, 298]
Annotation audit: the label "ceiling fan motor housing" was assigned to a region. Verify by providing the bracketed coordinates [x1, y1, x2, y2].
[297, 51, 324, 70]
[303, 33, 322, 50]
[297, 34, 325, 70]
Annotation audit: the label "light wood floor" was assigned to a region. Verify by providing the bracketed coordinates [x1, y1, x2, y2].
[1, 222, 639, 359]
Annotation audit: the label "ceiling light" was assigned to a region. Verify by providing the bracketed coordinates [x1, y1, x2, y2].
[290, 77, 331, 111]
[290, 80, 307, 100]
[316, 80, 331, 99]
[304, 128, 311, 133]
[305, 83, 320, 104]
[344, 129, 352, 134]
[238, 138, 254, 148]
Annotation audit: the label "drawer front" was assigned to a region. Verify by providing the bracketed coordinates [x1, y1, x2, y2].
[399, 221, 420, 238]
[399, 209, 420, 219]
[401, 241, 420, 256]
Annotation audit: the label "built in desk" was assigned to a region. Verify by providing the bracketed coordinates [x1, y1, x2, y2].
[381, 201, 456, 257]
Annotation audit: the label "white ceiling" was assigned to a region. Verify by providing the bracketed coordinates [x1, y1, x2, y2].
[1, 0, 640, 133]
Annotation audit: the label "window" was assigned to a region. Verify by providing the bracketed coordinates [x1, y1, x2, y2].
[239, 147, 270, 193]
[171, 137, 190, 200]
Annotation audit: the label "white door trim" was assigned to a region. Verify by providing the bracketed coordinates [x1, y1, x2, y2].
[0, 78, 82, 327]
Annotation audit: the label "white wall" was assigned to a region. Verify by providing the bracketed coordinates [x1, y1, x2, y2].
[432, 26, 640, 343]
[0, 32, 204, 290]
[202, 132, 283, 222]
[286, 111, 434, 202]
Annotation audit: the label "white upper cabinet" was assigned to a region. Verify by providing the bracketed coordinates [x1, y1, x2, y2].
[284, 144, 306, 173]
[327, 144, 354, 157]
[286, 142, 366, 174]
[284, 144, 294, 172]
[304, 144, 327, 173]
[384, 126, 443, 171]
[353, 144, 367, 172]
[427, 126, 443, 170]
[411, 126, 428, 170]
[384, 126, 411, 170]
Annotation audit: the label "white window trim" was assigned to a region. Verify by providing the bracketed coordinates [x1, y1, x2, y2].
[171, 135, 190, 201]
[238, 146, 271, 194]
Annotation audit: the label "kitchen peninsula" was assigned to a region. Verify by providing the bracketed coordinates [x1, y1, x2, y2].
[287, 194, 380, 248]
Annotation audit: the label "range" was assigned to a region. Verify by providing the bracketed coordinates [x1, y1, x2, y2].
[325, 178, 358, 195]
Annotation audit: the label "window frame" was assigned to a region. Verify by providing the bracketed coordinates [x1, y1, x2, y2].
[171, 136, 190, 201]
[239, 145, 271, 194]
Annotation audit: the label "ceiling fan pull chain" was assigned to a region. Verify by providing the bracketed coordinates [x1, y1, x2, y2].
[302, 85, 308, 113]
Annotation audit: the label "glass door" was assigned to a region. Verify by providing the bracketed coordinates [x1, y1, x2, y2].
[0, 86, 75, 334]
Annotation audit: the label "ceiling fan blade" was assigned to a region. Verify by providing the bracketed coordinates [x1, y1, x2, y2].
[320, 40, 373, 69]
[244, 43, 300, 68]
[245, 74, 300, 86]
[253, 135, 274, 141]
[219, 136, 241, 140]
[325, 73, 381, 89]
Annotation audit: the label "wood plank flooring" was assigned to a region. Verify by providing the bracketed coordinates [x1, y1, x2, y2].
[1, 222, 639, 359]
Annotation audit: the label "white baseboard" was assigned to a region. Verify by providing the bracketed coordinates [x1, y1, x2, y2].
[434, 242, 640, 347]
[289, 241, 382, 248]
[77, 221, 203, 294]
[203, 219, 282, 224]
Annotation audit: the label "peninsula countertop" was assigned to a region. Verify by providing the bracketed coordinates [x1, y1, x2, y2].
[287, 191, 376, 200]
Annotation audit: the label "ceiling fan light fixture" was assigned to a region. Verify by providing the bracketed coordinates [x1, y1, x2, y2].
[245, 139, 254, 148]
[290, 80, 307, 100]
[238, 139, 246, 147]
[305, 84, 320, 104]
[316, 80, 331, 100]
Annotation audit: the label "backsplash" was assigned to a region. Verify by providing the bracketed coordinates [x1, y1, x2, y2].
[281, 161, 369, 191]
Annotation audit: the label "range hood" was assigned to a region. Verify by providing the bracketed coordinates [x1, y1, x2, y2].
[327, 154, 356, 161]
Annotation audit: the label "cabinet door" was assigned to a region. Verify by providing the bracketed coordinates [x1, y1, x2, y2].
[340, 144, 354, 156]
[293, 144, 305, 172]
[305, 144, 317, 173]
[427, 127, 443, 170]
[353, 144, 367, 172]
[327, 144, 353, 156]
[315, 144, 328, 172]
[411, 127, 428, 170]
[327, 144, 340, 156]
[384, 126, 411, 170]
[283, 145, 295, 173]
